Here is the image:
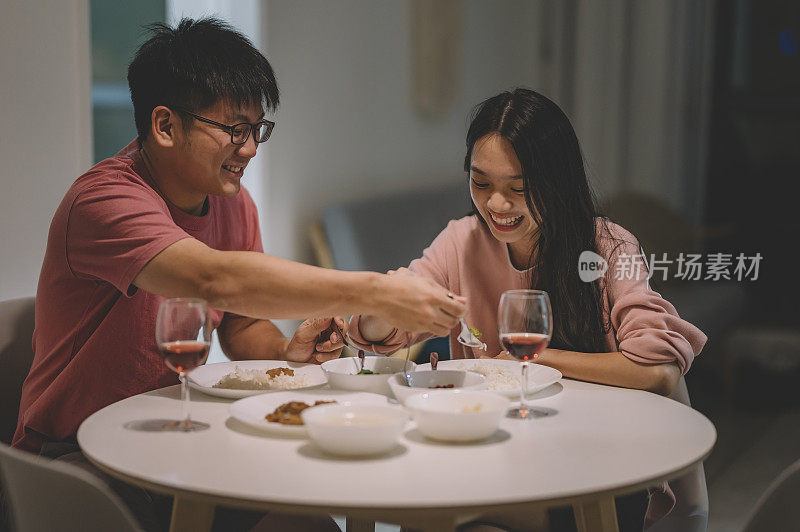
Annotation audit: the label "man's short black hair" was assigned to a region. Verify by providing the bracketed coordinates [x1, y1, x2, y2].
[127, 17, 279, 141]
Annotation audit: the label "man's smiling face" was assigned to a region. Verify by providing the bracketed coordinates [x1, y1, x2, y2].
[174, 100, 264, 199]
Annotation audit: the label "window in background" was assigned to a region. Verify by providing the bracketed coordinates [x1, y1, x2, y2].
[91, 0, 165, 162]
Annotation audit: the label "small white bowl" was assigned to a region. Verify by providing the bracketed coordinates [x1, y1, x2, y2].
[405, 390, 510, 442]
[300, 404, 408, 457]
[388, 370, 486, 404]
[322, 356, 417, 397]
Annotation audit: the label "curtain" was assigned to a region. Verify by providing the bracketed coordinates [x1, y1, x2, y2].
[534, 0, 716, 224]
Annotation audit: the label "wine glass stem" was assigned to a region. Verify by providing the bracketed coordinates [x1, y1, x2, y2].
[180, 371, 191, 427]
[520, 361, 530, 416]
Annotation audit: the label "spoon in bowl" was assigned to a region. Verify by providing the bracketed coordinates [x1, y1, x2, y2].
[400, 346, 413, 386]
[357, 349, 366, 374]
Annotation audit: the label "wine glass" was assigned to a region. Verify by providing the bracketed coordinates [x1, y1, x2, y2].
[154, 298, 211, 431]
[498, 289, 553, 419]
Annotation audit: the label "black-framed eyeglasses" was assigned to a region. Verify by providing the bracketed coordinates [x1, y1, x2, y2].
[174, 107, 275, 145]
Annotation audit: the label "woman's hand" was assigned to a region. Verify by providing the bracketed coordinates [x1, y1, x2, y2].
[478, 349, 558, 362]
[359, 268, 439, 342]
[478, 350, 515, 360]
[285, 317, 348, 364]
[386, 267, 415, 278]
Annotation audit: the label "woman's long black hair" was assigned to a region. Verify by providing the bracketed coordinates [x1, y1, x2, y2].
[465, 88, 614, 353]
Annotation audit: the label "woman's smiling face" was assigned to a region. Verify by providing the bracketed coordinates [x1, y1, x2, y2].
[469, 133, 538, 258]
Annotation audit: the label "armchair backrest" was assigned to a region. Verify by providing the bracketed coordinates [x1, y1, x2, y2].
[0, 297, 35, 445]
[0, 443, 142, 532]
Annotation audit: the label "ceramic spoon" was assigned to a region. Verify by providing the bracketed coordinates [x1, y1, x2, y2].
[446, 293, 487, 351]
[456, 318, 487, 351]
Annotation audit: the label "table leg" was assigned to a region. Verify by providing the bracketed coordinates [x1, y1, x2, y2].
[346, 518, 375, 532]
[169, 496, 215, 532]
[573, 496, 619, 532]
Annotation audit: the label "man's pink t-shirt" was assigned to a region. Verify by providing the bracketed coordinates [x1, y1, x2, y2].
[12, 139, 262, 453]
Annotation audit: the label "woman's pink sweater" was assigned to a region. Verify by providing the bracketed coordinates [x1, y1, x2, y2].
[350, 215, 706, 370]
[349, 216, 708, 525]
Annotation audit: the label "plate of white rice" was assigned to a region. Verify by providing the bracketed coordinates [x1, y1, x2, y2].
[188, 360, 327, 399]
[416, 359, 561, 397]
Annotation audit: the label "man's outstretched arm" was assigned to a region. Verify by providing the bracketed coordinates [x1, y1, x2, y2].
[133, 238, 465, 335]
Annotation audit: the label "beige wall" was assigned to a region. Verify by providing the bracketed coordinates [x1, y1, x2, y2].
[0, 0, 92, 301]
[263, 0, 539, 262]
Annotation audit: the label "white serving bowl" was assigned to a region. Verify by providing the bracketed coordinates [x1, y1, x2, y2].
[388, 370, 486, 405]
[405, 390, 510, 442]
[300, 404, 408, 457]
[322, 356, 416, 397]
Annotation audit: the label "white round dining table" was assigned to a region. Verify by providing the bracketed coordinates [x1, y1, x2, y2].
[77, 378, 715, 532]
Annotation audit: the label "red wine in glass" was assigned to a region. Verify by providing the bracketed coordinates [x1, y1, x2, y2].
[497, 290, 553, 420]
[149, 298, 211, 432]
[500, 333, 549, 362]
[159, 340, 210, 373]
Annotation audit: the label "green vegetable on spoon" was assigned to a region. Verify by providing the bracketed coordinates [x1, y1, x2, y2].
[468, 327, 483, 339]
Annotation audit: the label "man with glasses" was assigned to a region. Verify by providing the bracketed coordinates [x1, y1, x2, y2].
[13, 17, 465, 531]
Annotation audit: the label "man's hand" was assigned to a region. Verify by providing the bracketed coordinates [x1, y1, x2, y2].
[285, 317, 348, 364]
[372, 273, 466, 337]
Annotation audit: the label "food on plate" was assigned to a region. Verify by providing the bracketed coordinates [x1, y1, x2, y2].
[213, 365, 311, 390]
[357, 369, 377, 375]
[265, 367, 293, 378]
[460, 403, 483, 413]
[266, 400, 337, 425]
[431, 384, 455, 389]
[455, 361, 518, 391]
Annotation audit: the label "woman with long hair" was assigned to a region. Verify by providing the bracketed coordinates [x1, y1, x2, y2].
[350, 88, 707, 530]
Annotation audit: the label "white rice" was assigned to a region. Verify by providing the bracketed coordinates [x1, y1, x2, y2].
[213, 366, 310, 390]
[455, 362, 519, 391]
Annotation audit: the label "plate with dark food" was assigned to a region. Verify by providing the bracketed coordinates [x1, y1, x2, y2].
[228, 390, 389, 437]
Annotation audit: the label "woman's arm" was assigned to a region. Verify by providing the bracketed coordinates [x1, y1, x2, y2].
[536, 349, 681, 396]
[358, 314, 398, 343]
[350, 268, 429, 352]
[601, 222, 707, 374]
